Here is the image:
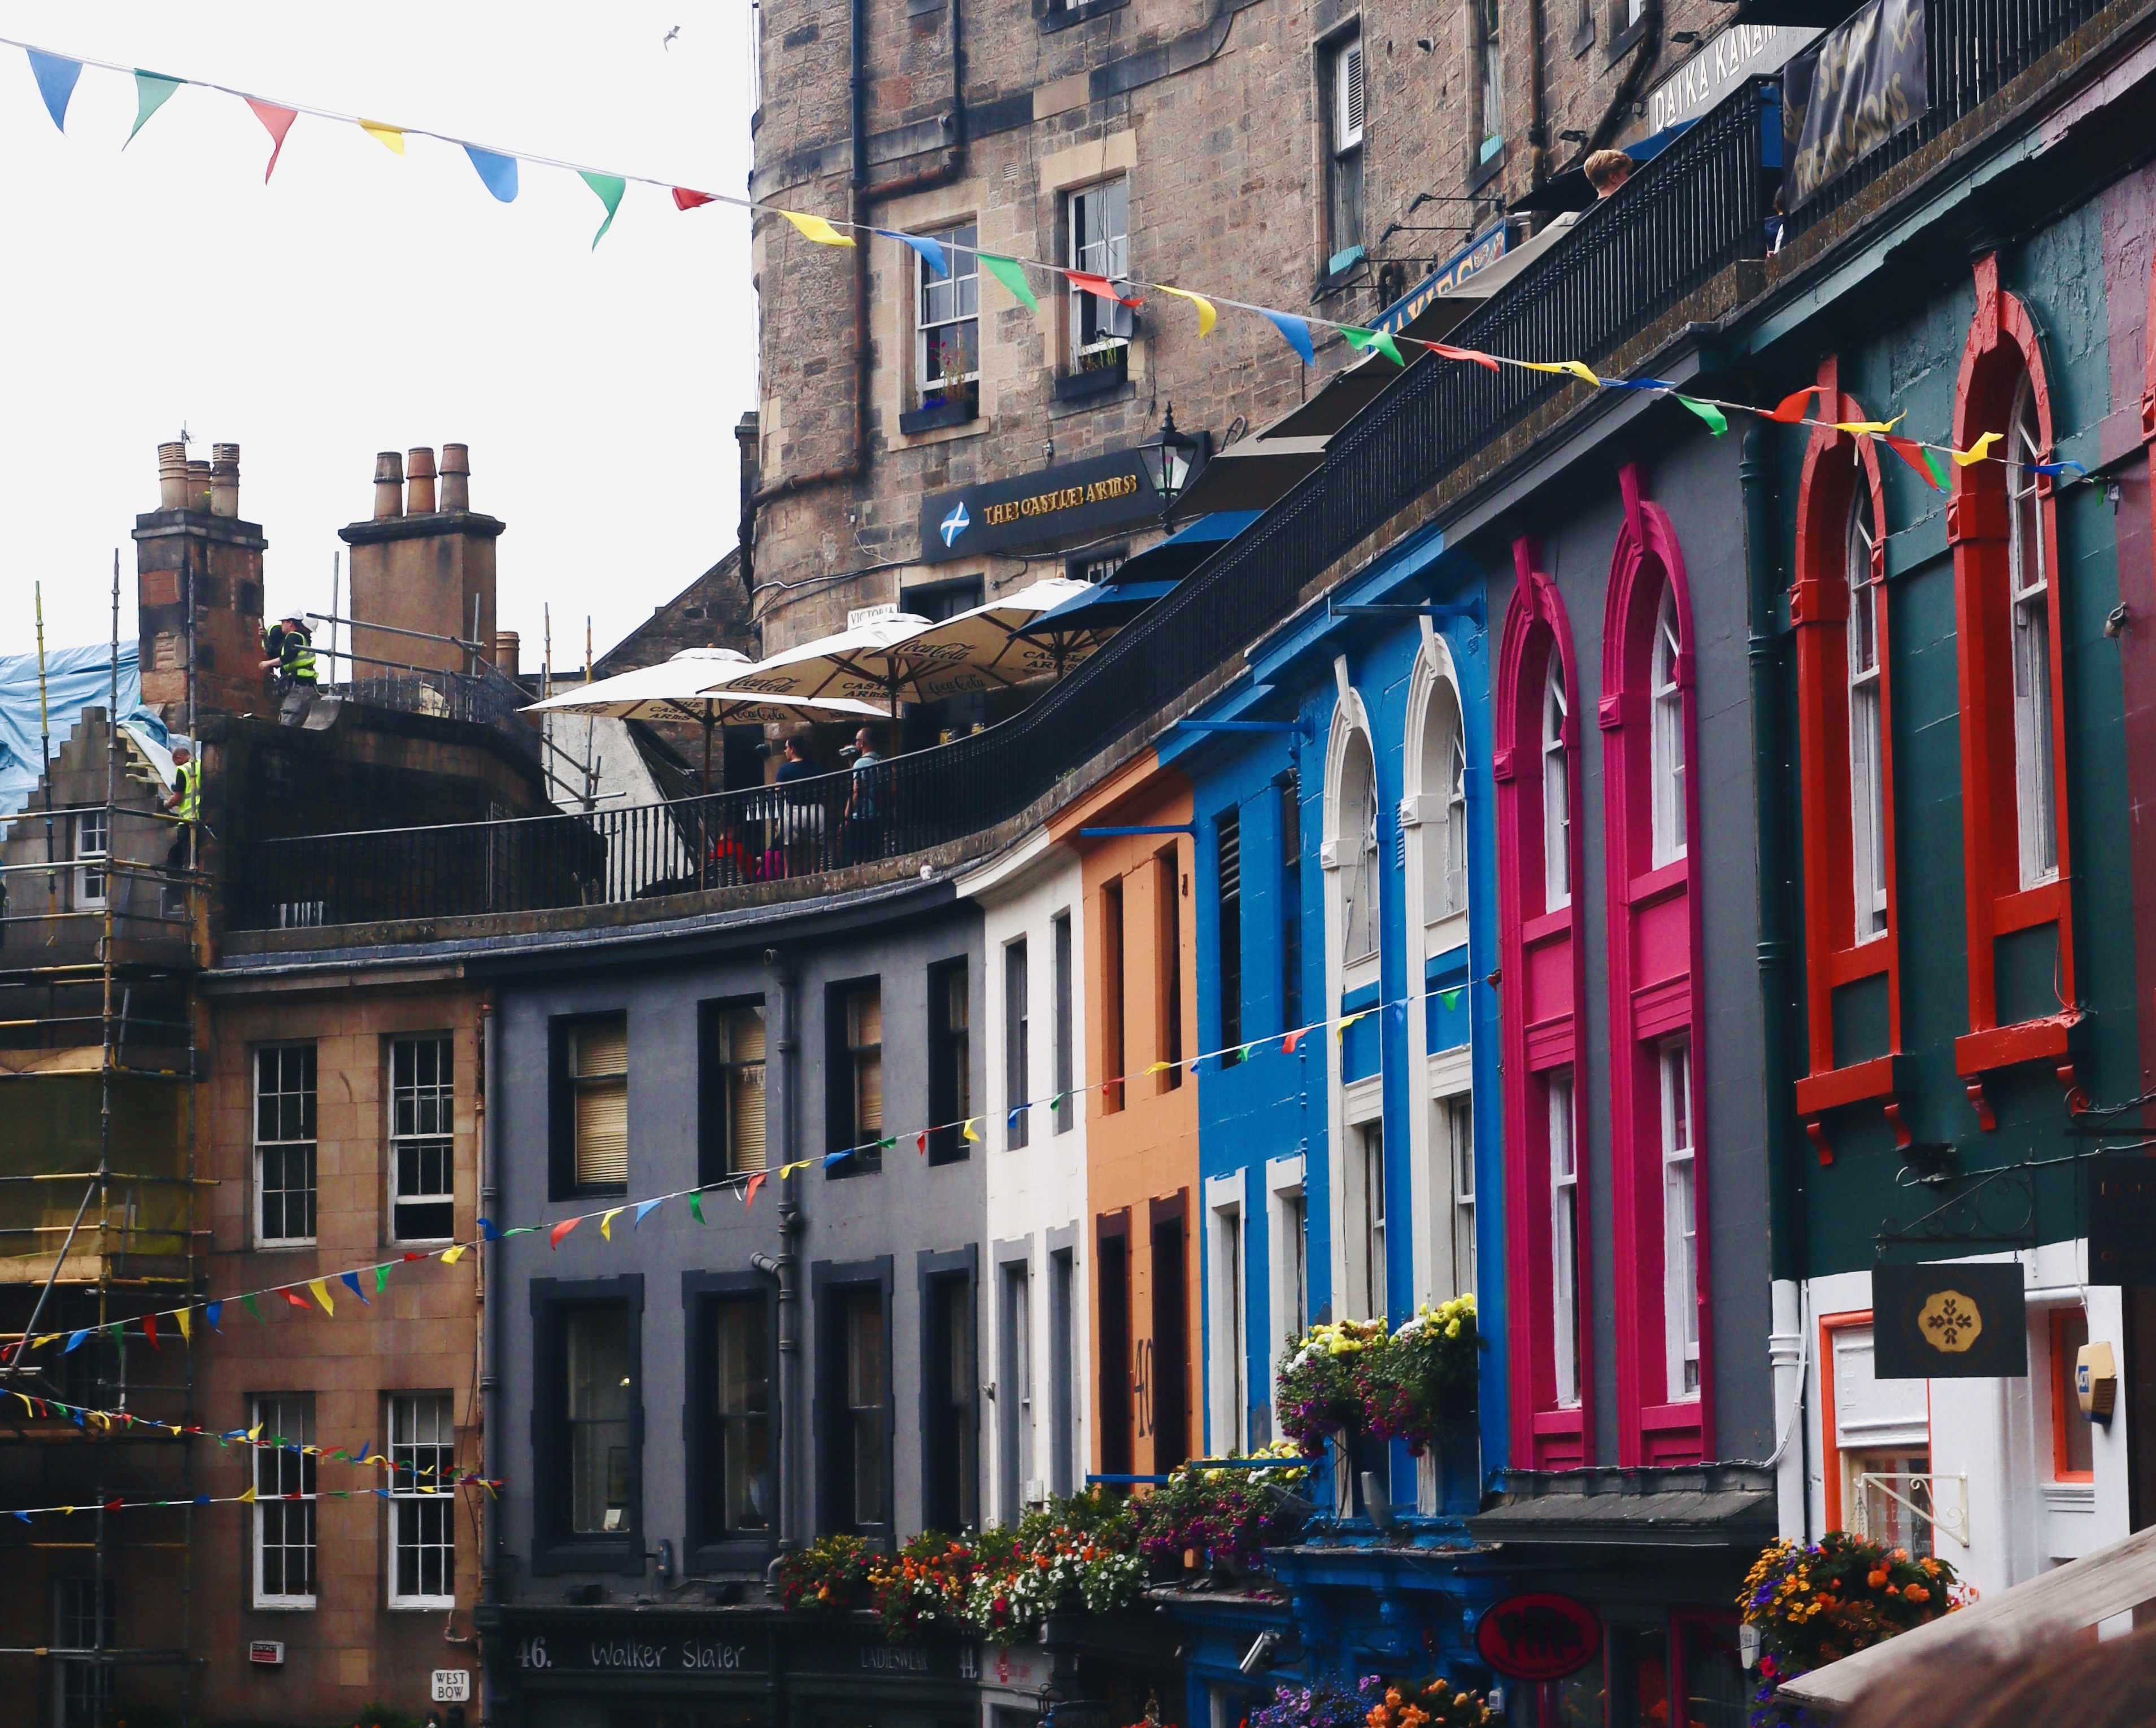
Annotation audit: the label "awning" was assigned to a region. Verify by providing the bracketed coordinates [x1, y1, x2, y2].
[1467, 1476, 1776, 1550]
[1171, 435, 1332, 516]
[1777, 1523, 2156, 1714]
[1020, 513, 1260, 638]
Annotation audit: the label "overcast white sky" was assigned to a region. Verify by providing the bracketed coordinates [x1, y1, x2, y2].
[0, 0, 756, 671]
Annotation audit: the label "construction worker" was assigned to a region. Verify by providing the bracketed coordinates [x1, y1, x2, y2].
[159, 743, 198, 879]
[260, 615, 318, 724]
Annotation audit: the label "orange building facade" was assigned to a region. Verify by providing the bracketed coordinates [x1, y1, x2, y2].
[1051, 752, 1201, 1481]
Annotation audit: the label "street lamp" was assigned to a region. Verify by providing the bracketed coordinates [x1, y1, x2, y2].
[1137, 403, 1207, 524]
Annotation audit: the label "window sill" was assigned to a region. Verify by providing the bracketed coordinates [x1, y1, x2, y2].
[1571, 16, 1596, 54]
[1467, 144, 1506, 195]
[899, 397, 982, 436]
[252, 1598, 319, 1612]
[530, 1536, 645, 1577]
[388, 1597, 458, 1613]
[1038, 0, 1129, 32]
[1604, 10, 1650, 64]
[1055, 350, 1129, 403]
[254, 1239, 319, 1251]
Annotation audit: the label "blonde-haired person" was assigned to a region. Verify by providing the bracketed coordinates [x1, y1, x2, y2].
[1584, 148, 1634, 198]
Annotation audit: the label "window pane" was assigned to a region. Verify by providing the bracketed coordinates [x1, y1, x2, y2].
[567, 1307, 633, 1534]
[390, 1392, 456, 1604]
[847, 1291, 886, 1525]
[723, 1005, 768, 1175]
[715, 1300, 772, 1532]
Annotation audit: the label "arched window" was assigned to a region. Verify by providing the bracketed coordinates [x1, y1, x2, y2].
[1421, 680, 1469, 925]
[1339, 733, 1382, 963]
[1650, 585, 1685, 867]
[2007, 376, 2058, 888]
[1542, 660, 1570, 911]
[1847, 493, 1887, 941]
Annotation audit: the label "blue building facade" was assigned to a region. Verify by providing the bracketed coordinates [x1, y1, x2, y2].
[1165, 522, 1506, 1720]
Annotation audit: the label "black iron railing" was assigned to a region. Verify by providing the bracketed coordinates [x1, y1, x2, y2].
[234, 84, 1787, 929]
[1784, 0, 2107, 238]
[337, 662, 542, 763]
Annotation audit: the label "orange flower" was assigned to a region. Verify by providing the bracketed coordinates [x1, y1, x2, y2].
[1892, 1547, 1909, 1561]
[1867, 1569, 1888, 1588]
[1906, 1585, 1929, 1603]
[1883, 1583, 1900, 1598]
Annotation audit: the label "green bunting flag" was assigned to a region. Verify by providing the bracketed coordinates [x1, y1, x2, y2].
[979, 253, 1039, 313]
[126, 72, 183, 147]
[580, 172, 626, 249]
[374, 1265, 390, 1294]
[1342, 326, 1406, 366]
[1675, 395, 1728, 436]
[1440, 989, 1461, 1010]
[688, 1190, 705, 1224]
[242, 1294, 263, 1323]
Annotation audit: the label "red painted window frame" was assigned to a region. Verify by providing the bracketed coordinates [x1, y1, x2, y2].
[1495, 535, 1592, 1469]
[1597, 464, 1711, 1467]
[1948, 253, 2081, 1118]
[2049, 1306, 2094, 1483]
[1789, 356, 1906, 1159]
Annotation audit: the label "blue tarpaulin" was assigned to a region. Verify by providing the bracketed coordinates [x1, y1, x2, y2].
[0, 640, 172, 819]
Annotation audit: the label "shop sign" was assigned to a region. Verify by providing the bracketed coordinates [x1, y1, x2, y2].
[1645, 24, 1818, 132]
[511, 1627, 761, 1674]
[794, 1638, 977, 1680]
[432, 1671, 472, 1703]
[1474, 1592, 1601, 1681]
[2088, 1154, 2156, 1285]
[1871, 1261, 2027, 1379]
[919, 451, 1162, 564]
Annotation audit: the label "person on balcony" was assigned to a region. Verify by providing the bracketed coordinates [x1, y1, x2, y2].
[1585, 149, 1634, 199]
[260, 616, 318, 725]
[774, 730, 826, 872]
[844, 726, 890, 863]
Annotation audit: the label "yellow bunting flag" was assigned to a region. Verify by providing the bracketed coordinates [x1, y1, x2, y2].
[599, 1208, 624, 1241]
[1144, 1061, 1173, 1075]
[779, 209, 855, 247]
[359, 120, 406, 155]
[1337, 1011, 1369, 1040]
[308, 1279, 334, 1316]
[1834, 414, 1903, 438]
[1520, 359, 1602, 387]
[247, 1422, 263, 1442]
[1156, 285, 1217, 337]
[1954, 431, 2002, 466]
[175, 1308, 191, 1344]
[440, 1243, 467, 1264]
[962, 1119, 982, 1143]
[239, 1486, 257, 1504]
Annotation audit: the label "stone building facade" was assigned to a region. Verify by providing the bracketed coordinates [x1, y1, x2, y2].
[743, 0, 1741, 651]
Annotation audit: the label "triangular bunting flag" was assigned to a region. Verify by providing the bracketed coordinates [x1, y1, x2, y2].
[26, 50, 82, 133]
[878, 228, 947, 278]
[825, 1149, 852, 1168]
[143, 1314, 160, 1352]
[599, 1207, 624, 1241]
[550, 1217, 581, 1250]
[1883, 434, 1948, 491]
[359, 120, 406, 155]
[1835, 414, 1904, 438]
[465, 146, 519, 203]
[1261, 310, 1315, 365]
[307, 1280, 335, 1316]
[1767, 386, 1818, 423]
[246, 99, 298, 181]
[441, 1243, 467, 1264]
[239, 1486, 257, 1504]
[125, 72, 183, 147]
[1282, 1028, 1305, 1054]
[672, 187, 716, 210]
[374, 1266, 390, 1294]
[979, 253, 1039, 313]
[1675, 396, 1729, 436]
[280, 1290, 308, 1312]
[64, 1329, 86, 1354]
[175, 1308, 191, 1344]
[341, 1271, 369, 1304]
[1155, 285, 1216, 336]
[916, 1130, 927, 1154]
[1423, 339, 1501, 372]
[207, 1300, 223, 1333]
[1954, 431, 2002, 467]
[778, 208, 852, 246]
[479, 1218, 504, 1241]
[580, 172, 627, 248]
[633, 1198, 663, 1228]
[1065, 269, 1142, 307]
[743, 1172, 766, 1210]
[688, 1190, 705, 1224]
[1440, 988, 1461, 1010]
[1519, 358, 1602, 387]
[1341, 326, 1405, 366]
[962, 1119, 981, 1142]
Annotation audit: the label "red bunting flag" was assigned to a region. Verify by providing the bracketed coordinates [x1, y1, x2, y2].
[916, 1129, 927, 1154]
[550, 1216, 582, 1250]
[1768, 386, 1819, 423]
[1065, 270, 1142, 307]
[281, 1289, 310, 1311]
[246, 98, 298, 182]
[673, 187, 717, 211]
[105, 1498, 123, 1511]
[1282, 1028, 1306, 1055]
[1424, 340, 1500, 373]
[1883, 434, 1949, 492]
[744, 1172, 767, 1210]
[143, 1313, 160, 1352]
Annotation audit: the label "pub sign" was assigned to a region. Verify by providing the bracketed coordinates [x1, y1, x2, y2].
[1474, 1592, 1601, 1681]
[1871, 1262, 2027, 1380]
[919, 450, 1163, 564]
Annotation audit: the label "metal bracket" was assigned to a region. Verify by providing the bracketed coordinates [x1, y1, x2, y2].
[1329, 594, 1487, 628]
[1876, 1164, 2035, 1250]
[1854, 1472, 1971, 1548]
[1075, 824, 1197, 839]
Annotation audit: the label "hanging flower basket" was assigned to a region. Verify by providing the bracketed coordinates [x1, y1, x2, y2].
[1133, 1442, 1310, 1572]
[776, 1533, 875, 1611]
[1275, 1319, 1388, 1450]
[1275, 1299, 1479, 1456]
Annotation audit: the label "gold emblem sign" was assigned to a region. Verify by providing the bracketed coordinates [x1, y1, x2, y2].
[1919, 1290, 1984, 1354]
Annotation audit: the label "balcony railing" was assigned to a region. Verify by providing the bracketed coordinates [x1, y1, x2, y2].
[335, 661, 542, 763]
[1784, 0, 2107, 238]
[233, 80, 1791, 930]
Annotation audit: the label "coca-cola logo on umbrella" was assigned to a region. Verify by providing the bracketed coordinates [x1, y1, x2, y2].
[1473, 1592, 1602, 1681]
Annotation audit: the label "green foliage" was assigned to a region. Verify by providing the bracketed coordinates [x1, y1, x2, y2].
[776, 1532, 876, 1611]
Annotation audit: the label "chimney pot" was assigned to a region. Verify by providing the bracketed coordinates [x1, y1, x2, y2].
[156, 442, 189, 512]
[494, 630, 521, 675]
[187, 460, 212, 514]
[373, 451, 405, 520]
[440, 443, 471, 513]
[406, 447, 438, 514]
[210, 443, 240, 517]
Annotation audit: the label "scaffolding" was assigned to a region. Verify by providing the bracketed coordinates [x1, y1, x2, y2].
[0, 555, 203, 1727]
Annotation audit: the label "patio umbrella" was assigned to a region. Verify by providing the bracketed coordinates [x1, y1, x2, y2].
[895, 577, 1101, 690]
[524, 647, 883, 788]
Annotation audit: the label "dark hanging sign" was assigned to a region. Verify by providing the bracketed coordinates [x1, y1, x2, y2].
[1782, 0, 1929, 203]
[918, 450, 1162, 564]
[507, 1623, 765, 1677]
[2088, 1154, 2156, 1285]
[1475, 1592, 1602, 1681]
[1871, 1261, 2027, 1380]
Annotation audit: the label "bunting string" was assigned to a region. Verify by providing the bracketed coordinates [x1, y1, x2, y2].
[0, 32, 2100, 477]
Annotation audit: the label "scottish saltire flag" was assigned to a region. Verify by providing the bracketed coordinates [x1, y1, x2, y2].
[940, 500, 970, 547]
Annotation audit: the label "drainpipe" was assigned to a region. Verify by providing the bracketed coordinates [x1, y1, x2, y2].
[1740, 420, 1807, 1537]
[478, 989, 504, 1721]
[1527, 0, 1549, 191]
[741, 0, 968, 540]
[762, 949, 807, 1579]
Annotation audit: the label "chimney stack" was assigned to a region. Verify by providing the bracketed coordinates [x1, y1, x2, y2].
[407, 447, 437, 514]
[440, 443, 471, 513]
[135, 439, 267, 722]
[373, 451, 405, 520]
[210, 443, 240, 517]
[344, 443, 503, 677]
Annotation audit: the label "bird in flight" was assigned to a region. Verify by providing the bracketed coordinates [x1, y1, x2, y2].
[663, 24, 680, 47]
